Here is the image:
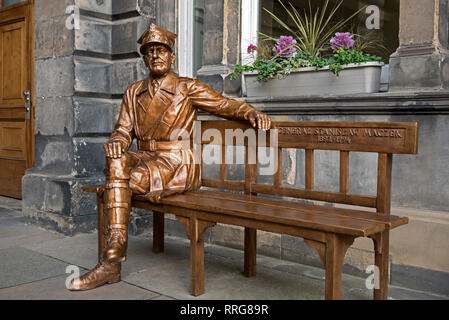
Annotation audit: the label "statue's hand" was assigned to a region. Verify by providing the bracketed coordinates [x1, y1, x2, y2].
[104, 141, 125, 158]
[246, 110, 271, 131]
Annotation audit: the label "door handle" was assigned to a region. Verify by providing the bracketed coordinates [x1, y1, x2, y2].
[23, 91, 30, 120]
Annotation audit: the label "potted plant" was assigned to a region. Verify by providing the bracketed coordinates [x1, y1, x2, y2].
[231, 0, 384, 97]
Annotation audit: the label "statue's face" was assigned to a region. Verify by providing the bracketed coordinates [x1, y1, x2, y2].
[144, 44, 176, 78]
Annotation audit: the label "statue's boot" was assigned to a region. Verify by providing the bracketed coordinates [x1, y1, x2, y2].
[68, 261, 121, 291]
[103, 179, 132, 263]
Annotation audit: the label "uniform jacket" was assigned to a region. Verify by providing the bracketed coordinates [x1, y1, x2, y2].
[108, 71, 256, 202]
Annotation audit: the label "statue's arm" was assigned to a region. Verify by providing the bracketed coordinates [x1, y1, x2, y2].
[188, 80, 270, 130]
[104, 87, 135, 158]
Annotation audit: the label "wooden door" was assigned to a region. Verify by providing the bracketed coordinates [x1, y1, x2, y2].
[0, 0, 34, 199]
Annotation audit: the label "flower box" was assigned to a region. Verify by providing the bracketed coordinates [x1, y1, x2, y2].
[242, 62, 384, 97]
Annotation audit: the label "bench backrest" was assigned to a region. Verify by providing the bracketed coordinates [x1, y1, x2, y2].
[197, 121, 419, 215]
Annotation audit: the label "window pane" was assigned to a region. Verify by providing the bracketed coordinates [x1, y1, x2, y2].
[193, 0, 205, 77]
[259, 0, 399, 61]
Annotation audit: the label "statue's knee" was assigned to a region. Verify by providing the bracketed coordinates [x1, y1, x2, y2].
[105, 154, 131, 180]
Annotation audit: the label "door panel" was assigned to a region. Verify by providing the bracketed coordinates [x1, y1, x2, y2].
[0, 1, 33, 199]
[2, 22, 25, 100]
[0, 121, 26, 158]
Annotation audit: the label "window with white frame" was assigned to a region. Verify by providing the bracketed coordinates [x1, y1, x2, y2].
[178, 0, 205, 78]
[242, 0, 399, 62]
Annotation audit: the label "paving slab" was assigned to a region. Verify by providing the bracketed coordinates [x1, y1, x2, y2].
[26, 233, 192, 277]
[0, 196, 22, 212]
[0, 274, 160, 300]
[0, 222, 64, 250]
[0, 208, 22, 220]
[388, 286, 448, 300]
[25, 233, 99, 270]
[0, 247, 69, 289]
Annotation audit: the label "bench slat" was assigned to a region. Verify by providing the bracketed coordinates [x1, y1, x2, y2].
[200, 120, 419, 154]
[250, 183, 377, 208]
[340, 151, 349, 194]
[159, 192, 385, 237]
[189, 190, 408, 229]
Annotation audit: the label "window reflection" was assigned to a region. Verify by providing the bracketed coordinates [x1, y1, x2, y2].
[259, 0, 399, 61]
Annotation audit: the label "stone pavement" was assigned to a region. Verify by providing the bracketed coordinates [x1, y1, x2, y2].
[0, 196, 447, 301]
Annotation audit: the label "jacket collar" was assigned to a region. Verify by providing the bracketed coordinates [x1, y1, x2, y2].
[136, 71, 178, 96]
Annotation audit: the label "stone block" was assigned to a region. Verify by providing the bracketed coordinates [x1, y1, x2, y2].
[33, 136, 74, 175]
[34, 96, 74, 136]
[35, 57, 74, 97]
[202, 31, 223, 65]
[22, 174, 103, 219]
[164, 217, 190, 240]
[73, 137, 108, 177]
[76, 0, 112, 15]
[257, 230, 281, 259]
[136, 57, 149, 80]
[223, 74, 241, 96]
[113, 0, 137, 15]
[348, 151, 378, 196]
[210, 224, 244, 251]
[389, 53, 446, 91]
[110, 59, 139, 94]
[280, 235, 322, 269]
[23, 211, 98, 236]
[314, 149, 340, 193]
[74, 58, 110, 93]
[35, 19, 53, 59]
[35, 0, 74, 21]
[53, 15, 75, 57]
[204, 0, 223, 30]
[129, 209, 154, 236]
[73, 97, 115, 135]
[75, 17, 111, 54]
[111, 21, 138, 55]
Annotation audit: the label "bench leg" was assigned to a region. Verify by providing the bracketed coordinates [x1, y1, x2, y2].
[244, 227, 257, 277]
[324, 234, 354, 300]
[176, 216, 215, 296]
[152, 211, 164, 253]
[190, 218, 215, 296]
[372, 231, 390, 300]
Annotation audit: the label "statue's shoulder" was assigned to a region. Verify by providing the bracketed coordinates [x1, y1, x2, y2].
[126, 79, 146, 93]
[176, 75, 196, 85]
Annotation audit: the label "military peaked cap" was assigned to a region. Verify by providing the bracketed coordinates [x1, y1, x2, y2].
[138, 23, 178, 54]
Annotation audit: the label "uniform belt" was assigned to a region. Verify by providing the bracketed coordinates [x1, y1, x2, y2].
[138, 139, 191, 152]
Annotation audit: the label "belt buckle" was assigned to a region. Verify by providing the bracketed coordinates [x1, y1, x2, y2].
[149, 139, 156, 152]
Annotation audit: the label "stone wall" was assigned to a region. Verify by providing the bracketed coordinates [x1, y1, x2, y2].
[23, 0, 156, 235]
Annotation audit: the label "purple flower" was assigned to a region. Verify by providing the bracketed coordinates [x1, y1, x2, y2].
[273, 36, 297, 56]
[330, 32, 355, 51]
[247, 44, 258, 54]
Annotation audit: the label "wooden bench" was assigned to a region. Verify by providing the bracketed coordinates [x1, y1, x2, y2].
[84, 120, 419, 300]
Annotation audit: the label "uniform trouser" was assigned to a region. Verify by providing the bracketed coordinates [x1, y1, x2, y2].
[102, 153, 139, 262]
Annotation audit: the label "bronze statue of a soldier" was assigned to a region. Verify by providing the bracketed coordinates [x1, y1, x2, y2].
[69, 24, 271, 291]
